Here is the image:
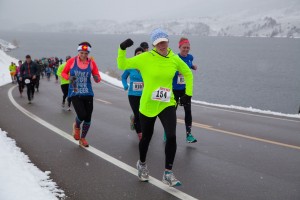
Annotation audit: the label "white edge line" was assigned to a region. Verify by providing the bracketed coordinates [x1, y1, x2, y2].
[192, 103, 300, 123]
[8, 86, 198, 200]
[95, 98, 112, 104]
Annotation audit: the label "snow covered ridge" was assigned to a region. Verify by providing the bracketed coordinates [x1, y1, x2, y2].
[0, 129, 65, 200]
[7, 6, 300, 38]
[0, 38, 17, 52]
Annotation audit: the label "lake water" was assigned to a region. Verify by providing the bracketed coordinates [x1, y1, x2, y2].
[1, 31, 300, 114]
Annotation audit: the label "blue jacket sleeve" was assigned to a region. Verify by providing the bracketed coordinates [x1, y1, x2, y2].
[121, 70, 130, 90]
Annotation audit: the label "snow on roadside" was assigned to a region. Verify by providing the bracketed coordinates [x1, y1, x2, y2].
[0, 129, 65, 200]
[0, 44, 65, 200]
[0, 49, 18, 86]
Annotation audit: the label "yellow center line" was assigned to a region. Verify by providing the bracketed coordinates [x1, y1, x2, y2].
[177, 118, 300, 150]
[177, 119, 211, 128]
[95, 98, 112, 104]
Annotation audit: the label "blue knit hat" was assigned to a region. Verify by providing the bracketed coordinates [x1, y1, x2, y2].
[150, 28, 169, 46]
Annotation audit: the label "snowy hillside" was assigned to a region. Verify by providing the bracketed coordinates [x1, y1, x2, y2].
[0, 38, 17, 52]
[7, 5, 300, 38]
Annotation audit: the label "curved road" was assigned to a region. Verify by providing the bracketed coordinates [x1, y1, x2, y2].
[0, 78, 299, 200]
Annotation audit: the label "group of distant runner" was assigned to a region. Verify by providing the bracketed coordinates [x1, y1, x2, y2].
[10, 28, 198, 187]
[8, 56, 67, 102]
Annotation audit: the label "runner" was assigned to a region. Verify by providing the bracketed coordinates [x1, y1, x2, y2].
[16, 60, 24, 97]
[121, 47, 144, 141]
[140, 42, 149, 52]
[166, 37, 198, 143]
[57, 56, 72, 111]
[61, 42, 101, 147]
[53, 64, 59, 83]
[35, 60, 42, 92]
[9, 62, 17, 83]
[40, 60, 45, 79]
[117, 28, 193, 187]
[45, 64, 52, 81]
[20, 55, 38, 104]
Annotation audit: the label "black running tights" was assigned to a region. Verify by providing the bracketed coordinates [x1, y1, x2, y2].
[139, 106, 177, 170]
[71, 96, 93, 123]
[173, 89, 192, 133]
[128, 95, 142, 133]
[61, 84, 71, 106]
[25, 79, 35, 101]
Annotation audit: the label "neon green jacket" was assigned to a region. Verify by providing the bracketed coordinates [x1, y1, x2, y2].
[117, 47, 193, 117]
[9, 64, 16, 72]
[57, 62, 70, 85]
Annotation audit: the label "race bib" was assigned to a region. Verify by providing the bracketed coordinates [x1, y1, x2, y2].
[151, 87, 171, 102]
[177, 74, 185, 84]
[24, 79, 30, 84]
[133, 82, 143, 91]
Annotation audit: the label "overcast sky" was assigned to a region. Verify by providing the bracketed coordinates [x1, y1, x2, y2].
[0, 0, 298, 28]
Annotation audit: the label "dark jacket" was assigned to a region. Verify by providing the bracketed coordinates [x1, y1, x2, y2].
[20, 61, 38, 79]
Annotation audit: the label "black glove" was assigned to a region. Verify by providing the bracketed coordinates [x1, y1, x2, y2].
[179, 95, 192, 106]
[93, 75, 99, 82]
[120, 38, 134, 50]
[69, 76, 77, 82]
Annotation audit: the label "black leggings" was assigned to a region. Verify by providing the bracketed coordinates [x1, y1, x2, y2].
[61, 84, 71, 106]
[71, 96, 93, 122]
[139, 106, 177, 170]
[17, 76, 24, 94]
[25, 79, 35, 101]
[35, 76, 40, 90]
[173, 89, 192, 133]
[128, 95, 142, 133]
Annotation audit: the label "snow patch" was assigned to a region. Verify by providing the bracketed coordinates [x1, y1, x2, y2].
[0, 129, 65, 200]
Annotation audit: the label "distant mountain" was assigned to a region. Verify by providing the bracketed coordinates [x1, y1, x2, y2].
[5, 6, 300, 38]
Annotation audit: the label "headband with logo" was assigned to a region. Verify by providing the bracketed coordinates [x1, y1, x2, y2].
[77, 45, 91, 52]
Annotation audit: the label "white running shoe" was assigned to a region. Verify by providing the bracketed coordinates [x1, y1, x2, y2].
[136, 160, 149, 182]
[162, 171, 182, 187]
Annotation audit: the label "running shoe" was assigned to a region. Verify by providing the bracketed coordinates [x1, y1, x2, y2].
[79, 138, 89, 147]
[162, 171, 182, 187]
[186, 133, 197, 143]
[136, 160, 149, 182]
[67, 107, 71, 111]
[130, 114, 135, 130]
[72, 123, 80, 140]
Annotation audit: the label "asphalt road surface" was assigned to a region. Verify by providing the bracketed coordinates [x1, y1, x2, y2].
[0, 77, 299, 200]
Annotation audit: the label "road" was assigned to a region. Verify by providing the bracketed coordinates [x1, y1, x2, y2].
[0, 78, 299, 200]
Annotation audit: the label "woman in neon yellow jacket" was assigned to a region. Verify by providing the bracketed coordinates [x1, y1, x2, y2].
[117, 28, 193, 187]
[9, 62, 17, 83]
